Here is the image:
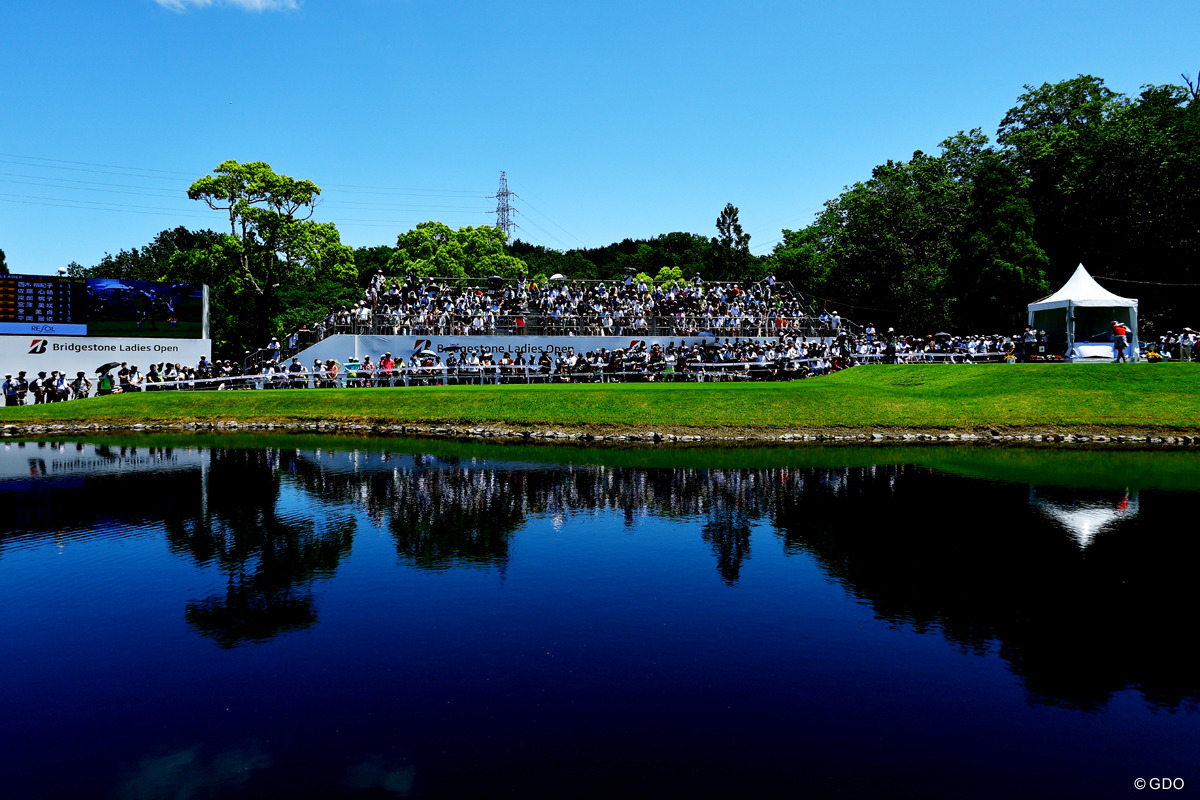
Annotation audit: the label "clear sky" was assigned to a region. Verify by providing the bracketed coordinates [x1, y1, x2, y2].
[2, 0, 1196, 275]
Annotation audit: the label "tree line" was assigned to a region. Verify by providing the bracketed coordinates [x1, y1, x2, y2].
[50, 73, 1198, 356]
[767, 74, 1200, 332]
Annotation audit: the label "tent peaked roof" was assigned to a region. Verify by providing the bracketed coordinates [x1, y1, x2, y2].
[1029, 263, 1136, 310]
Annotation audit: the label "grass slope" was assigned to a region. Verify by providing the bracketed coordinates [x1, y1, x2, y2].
[3, 364, 1199, 434]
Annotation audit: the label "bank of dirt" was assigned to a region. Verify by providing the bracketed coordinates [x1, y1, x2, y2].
[4, 418, 1199, 447]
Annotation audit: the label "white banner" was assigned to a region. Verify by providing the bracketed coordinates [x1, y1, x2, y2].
[0, 335, 212, 381]
[283, 334, 781, 367]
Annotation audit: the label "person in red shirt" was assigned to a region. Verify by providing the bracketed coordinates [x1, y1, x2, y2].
[379, 353, 396, 386]
[1111, 320, 1130, 363]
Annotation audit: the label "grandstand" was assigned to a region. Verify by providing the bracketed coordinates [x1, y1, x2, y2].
[256, 273, 853, 370]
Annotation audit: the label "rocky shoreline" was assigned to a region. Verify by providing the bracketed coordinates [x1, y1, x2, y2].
[4, 419, 1199, 446]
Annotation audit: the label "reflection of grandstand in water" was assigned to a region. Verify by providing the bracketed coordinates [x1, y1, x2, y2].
[3, 443, 1195, 710]
[1029, 487, 1139, 546]
[286, 450, 799, 583]
[283, 451, 1196, 710]
[0, 441, 206, 551]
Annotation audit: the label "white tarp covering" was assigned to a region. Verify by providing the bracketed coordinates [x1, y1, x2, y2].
[1027, 264, 1138, 360]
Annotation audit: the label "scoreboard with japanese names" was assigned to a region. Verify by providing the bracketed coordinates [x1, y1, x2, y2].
[0, 274, 89, 335]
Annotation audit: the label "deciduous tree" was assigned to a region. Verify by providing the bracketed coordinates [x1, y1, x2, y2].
[187, 160, 356, 347]
[387, 222, 526, 279]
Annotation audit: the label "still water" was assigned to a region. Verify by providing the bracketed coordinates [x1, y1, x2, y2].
[1, 437, 1197, 798]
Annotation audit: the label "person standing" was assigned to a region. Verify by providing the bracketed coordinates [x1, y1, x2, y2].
[1112, 320, 1131, 363]
[1180, 328, 1195, 363]
[52, 371, 70, 402]
[2, 374, 18, 406]
[31, 371, 48, 404]
[96, 371, 115, 396]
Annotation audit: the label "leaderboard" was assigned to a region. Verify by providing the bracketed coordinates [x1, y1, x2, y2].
[0, 274, 89, 335]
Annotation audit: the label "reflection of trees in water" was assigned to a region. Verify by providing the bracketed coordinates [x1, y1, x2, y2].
[287, 453, 771, 578]
[702, 505, 753, 585]
[188, 447, 1199, 710]
[165, 449, 354, 648]
[770, 465, 1200, 712]
[285, 454, 524, 570]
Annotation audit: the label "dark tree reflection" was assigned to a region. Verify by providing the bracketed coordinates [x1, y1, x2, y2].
[769, 465, 1200, 711]
[12, 441, 1194, 708]
[277, 450, 1199, 711]
[165, 449, 355, 648]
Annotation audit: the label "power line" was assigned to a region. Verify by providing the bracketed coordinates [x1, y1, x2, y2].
[0, 153, 196, 177]
[514, 215, 570, 250]
[0, 194, 213, 219]
[514, 194, 590, 249]
[1095, 275, 1200, 287]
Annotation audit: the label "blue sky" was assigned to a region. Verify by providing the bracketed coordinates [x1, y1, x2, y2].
[2, 0, 1196, 275]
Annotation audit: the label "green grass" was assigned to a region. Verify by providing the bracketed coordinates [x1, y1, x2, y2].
[4, 363, 1200, 434]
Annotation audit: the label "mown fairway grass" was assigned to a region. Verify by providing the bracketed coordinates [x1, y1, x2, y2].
[3, 363, 1199, 434]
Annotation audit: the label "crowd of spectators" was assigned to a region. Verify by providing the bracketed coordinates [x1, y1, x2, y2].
[247, 335, 852, 389]
[7, 270, 1198, 404]
[3, 370, 93, 405]
[272, 272, 842, 359]
[2, 356, 251, 404]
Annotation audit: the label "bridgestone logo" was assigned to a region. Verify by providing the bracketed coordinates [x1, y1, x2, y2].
[29, 339, 48, 355]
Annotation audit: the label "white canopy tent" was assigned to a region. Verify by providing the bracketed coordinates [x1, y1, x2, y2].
[1027, 264, 1138, 360]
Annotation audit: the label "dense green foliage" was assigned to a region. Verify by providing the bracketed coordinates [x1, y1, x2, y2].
[60, 72, 1198, 355]
[767, 74, 1200, 332]
[70, 163, 359, 356]
[385, 221, 526, 279]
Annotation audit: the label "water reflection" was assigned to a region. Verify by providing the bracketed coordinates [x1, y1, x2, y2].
[117, 742, 273, 800]
[769, 465, 1197, 711]
[0, 440, 203, 552]
[3, 439, 1197, 713]
[165, 449, 355, 648]
[1029, 486, 1139, 546]
[287, 452, 524, 571]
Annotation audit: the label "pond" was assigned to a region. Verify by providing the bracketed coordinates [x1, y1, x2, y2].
[2, 437, 1197, 798]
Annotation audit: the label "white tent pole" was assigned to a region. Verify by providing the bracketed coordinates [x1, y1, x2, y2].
[1130, 307, 1139, 362]
[1066, 299, 1074, 359]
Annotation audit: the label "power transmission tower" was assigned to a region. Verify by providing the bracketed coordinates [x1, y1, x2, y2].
[491, 171, 518, 239]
